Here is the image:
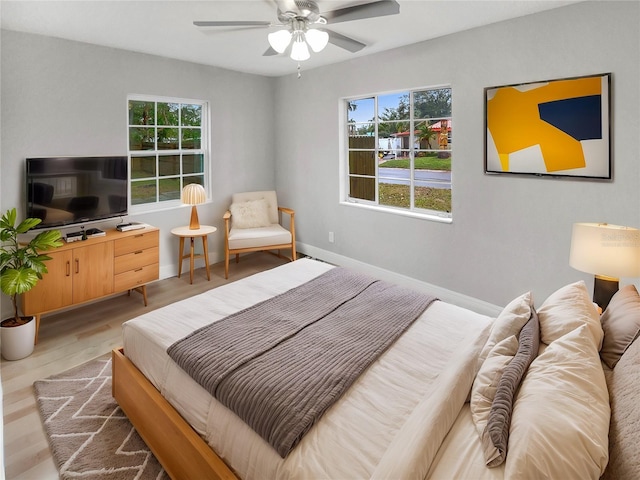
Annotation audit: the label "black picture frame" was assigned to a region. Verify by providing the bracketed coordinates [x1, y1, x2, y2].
[484, 72, 611, 179]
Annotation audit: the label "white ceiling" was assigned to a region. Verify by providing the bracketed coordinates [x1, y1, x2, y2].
[1, 0, 581, 77]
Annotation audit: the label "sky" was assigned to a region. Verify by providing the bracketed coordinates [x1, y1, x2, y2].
[348, 92, 406, 123]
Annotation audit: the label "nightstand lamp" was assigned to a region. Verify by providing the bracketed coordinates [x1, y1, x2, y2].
[569, 222, 640, 310]
[182, 183, 206, 230]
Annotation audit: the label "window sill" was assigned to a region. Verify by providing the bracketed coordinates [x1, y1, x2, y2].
[129, 199, 211, 215]
[340, 200, 452, 224]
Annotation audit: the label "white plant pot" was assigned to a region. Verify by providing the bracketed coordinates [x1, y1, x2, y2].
[1, 317, 36, 361]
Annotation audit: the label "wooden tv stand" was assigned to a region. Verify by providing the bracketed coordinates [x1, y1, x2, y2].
[21, 225, 159, 343]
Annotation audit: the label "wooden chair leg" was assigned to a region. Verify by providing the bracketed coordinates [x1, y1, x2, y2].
[235, 253, 240, 264]
[225, 250, 230, 279]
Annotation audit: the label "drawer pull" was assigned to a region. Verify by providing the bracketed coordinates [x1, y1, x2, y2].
[75, 258, 80, 274]
[134, 268, 143, 272]
[66, 261, 71, 277]
[134, 250, 143, 255]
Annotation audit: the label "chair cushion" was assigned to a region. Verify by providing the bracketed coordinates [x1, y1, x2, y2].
[231, 191, 279, 225]
[228, 224, 292, 250]
[230, 199, 271, 229]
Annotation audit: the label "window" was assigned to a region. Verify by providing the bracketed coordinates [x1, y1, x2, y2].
[344, 86, 452, 220]
[127, 95, 209, 210]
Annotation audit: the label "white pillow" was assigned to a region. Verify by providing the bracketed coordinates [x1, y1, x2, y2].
[471, 335, 519, 436]
[229, 199, 271, 229]
[504, 324, 610, 479]
[536, 281, 602, 347]
[477, 291, 532, 369]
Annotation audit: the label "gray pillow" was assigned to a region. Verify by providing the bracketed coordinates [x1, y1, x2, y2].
[600, 285, 640, 369]
[602, 331, 640, 479]
[482, 309, 540, 467]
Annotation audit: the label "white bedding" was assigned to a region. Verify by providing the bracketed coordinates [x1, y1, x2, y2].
[122, 258, 494, 479]
[428, 404, 505, 480]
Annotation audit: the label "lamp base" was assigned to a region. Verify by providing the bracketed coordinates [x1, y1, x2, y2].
[593, 275, 619, 311]
[189, 205, 201, 230]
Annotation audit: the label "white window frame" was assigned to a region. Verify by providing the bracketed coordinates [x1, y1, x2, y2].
[340, 85, 452, 223]
[127, 94, 210, 213]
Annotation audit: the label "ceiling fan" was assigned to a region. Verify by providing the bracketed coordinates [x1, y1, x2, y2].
[193, 0, 400, 62]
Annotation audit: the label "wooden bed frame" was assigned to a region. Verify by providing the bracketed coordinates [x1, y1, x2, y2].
[112, 348, 239, 480]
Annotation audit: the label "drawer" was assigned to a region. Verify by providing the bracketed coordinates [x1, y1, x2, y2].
[114, 263, 159, 291]
[114, 230, 159, 256]
[114, 246, 159, 274]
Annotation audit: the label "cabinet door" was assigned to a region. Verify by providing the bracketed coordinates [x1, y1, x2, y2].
[72, 242, 114, 304]
[21, 249, 73, 314]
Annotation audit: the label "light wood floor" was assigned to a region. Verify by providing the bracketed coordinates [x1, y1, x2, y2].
[1, 253, 290, 480]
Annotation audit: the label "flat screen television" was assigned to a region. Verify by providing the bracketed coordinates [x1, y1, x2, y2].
[26, 156, 128, 229]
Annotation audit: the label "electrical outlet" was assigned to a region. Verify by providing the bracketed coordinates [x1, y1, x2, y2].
[329, 231, 335, 243]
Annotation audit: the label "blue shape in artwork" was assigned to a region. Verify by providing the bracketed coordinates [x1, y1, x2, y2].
[538, 95, 602, 140]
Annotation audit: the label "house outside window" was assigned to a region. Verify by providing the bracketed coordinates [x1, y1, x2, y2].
[344, 86, 452, 221]
[127, 95, 209, 211]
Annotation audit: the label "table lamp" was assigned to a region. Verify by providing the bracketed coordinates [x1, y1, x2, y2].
[569, 222, 640, 310]
[182, 183, 206, 230]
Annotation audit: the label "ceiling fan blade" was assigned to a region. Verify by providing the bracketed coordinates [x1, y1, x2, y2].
[193, 20, 272, 27]
[274, 0, 298, 12]
[327, 30, 366, 53]
[263, 46, 279, 56]
[323, 0, 400, 24]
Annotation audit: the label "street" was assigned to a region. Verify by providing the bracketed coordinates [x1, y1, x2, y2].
[379, 167, 451, 189]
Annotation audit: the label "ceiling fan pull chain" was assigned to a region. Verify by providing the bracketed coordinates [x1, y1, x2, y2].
[297, 62, 302, 79]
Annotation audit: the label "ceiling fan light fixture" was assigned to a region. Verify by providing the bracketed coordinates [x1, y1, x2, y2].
[268, 29, 292, 53]
[305, 28, 329, 52]
[290, 32, 310, 61]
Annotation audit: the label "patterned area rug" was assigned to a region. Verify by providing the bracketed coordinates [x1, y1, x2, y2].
[34, 355, 169, 480]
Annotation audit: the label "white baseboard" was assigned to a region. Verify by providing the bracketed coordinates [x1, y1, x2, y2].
[297, 242, 502, 317]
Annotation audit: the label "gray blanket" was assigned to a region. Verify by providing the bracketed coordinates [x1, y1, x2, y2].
[167, 267, 437, 457]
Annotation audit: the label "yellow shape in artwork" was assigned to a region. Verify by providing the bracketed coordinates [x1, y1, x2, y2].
[487, 77, 601, 172]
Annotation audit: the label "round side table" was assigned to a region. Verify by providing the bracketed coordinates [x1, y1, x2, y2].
[170, 225, 217, 284]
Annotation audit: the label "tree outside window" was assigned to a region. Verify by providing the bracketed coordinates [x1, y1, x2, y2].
[128, 96, 208, 208]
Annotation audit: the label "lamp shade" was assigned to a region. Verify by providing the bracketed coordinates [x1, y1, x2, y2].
[305, 29, 329, 52]
[182, 183, 206, 206]
[290, 32, 310, 61]
[569, 223, 640, 279]
[268, 29, 292, 53]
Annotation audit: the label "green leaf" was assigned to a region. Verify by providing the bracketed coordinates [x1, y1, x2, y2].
[0, 267, 39, 296]
[0, 208, 17, 229]
[31, 229, 63, 250]
[0, 208, 62, 301]
[16, 217, 42, 234]
[0, 229, 14, 242]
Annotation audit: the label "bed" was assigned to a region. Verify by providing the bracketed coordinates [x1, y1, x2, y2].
[112, 257, 640, 479]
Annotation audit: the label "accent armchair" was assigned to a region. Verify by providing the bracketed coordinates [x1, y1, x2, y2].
[223, 190, 296, 279]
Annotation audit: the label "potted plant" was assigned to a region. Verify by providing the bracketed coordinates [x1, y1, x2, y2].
[0, 208, 62, 360]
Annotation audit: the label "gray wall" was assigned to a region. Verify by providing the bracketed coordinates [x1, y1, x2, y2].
[274, 0, 640, 307]
[0, 30, 277, 288]
[1, 1, 639, 320]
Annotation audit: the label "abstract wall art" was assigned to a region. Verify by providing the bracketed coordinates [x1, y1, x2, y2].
[484, 73, 611, 179]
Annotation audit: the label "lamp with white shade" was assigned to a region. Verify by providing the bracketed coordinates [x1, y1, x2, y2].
[182, 183, 206, 230]
[569, 222, 640, 309]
